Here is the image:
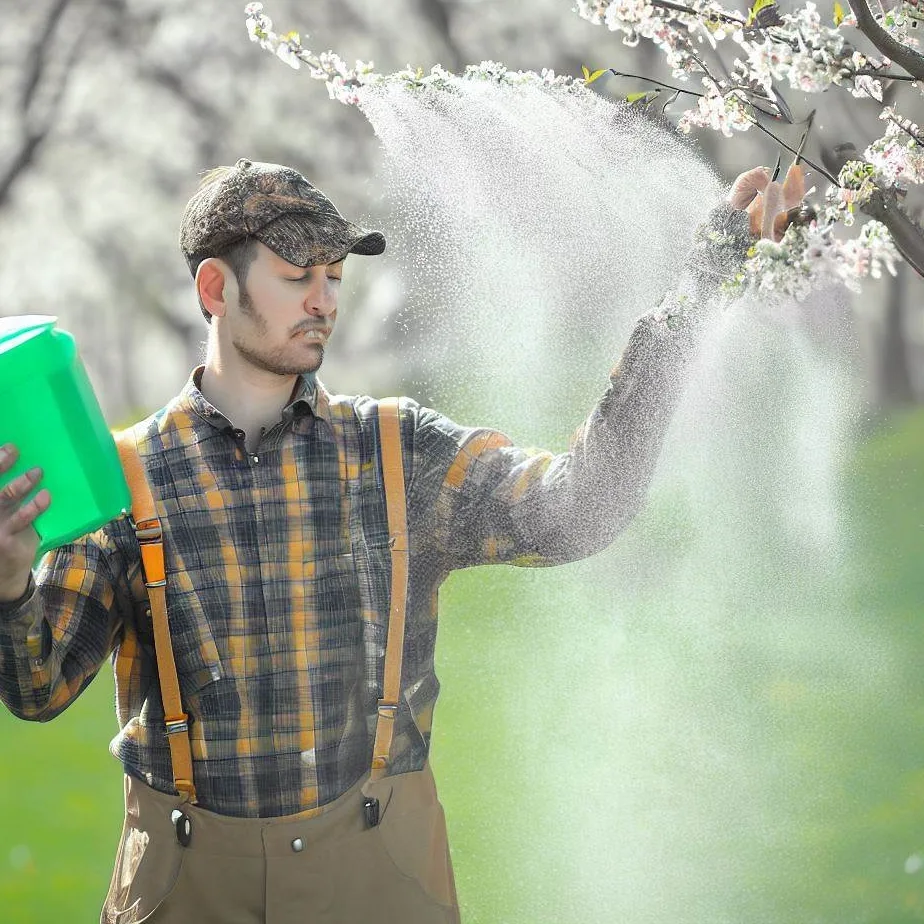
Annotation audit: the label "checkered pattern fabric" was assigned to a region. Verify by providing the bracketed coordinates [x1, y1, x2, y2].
[0, 308, 702, 817]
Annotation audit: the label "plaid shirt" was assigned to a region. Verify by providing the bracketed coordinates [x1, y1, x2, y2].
[0, 308, 702, 818]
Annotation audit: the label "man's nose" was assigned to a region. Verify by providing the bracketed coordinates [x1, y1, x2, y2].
[305, 281, 337, 317]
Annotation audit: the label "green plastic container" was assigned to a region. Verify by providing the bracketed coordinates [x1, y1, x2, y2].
[0, 315, 131, 568]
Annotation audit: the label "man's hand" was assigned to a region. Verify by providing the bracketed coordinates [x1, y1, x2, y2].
[680, 162, 816, 305]
[729, 163, 816, 243]
[0, 444, 49, 601]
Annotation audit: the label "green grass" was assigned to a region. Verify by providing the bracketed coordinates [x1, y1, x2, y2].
[433, 405, 924, 924]
[0, 668, 123, 923]
[1, 407, 922, 923]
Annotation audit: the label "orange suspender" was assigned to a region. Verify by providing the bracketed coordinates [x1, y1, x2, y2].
[113, 426, 197, 803]
[370, 398, 409, 782]
[111, 396, 407, 802]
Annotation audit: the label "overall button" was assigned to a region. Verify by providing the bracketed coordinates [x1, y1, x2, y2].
[171, 810, 192, 847]
[291, 837, 304, 853]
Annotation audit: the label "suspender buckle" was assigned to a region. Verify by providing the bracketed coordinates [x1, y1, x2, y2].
[165, 714, 189, 735]
[128, 514, 163, 540]
[130, 516, 167, 587]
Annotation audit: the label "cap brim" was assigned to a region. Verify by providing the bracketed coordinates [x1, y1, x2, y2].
[255, 213, 385, 267]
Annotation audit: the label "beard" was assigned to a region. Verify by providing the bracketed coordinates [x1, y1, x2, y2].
[233, 288, 326, 376]
[234, 339, 325, 376]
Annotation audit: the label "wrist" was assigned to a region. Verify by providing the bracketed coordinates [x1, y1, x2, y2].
[683, 209, 755, 303]
[0, 573, 32, 604]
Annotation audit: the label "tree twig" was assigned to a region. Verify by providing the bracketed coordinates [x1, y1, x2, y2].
[0, 0, 85, 208]
[19, 0, 73, 116]
[605, 70, 840, 184]
[648, 0, 746, 27]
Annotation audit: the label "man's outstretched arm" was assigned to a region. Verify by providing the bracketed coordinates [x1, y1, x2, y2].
[407, 197, 758, 570]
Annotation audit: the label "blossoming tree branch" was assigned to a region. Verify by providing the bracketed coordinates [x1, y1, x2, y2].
[242, 0, 922, 303]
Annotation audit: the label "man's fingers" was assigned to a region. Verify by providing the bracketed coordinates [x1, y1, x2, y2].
[728, 166, 771, 210]
[0, 444, 50, 540]
[0, 467, 44, 508]
[0, 443, 18, 474]
[0, 446, 47, 586]
[7, 488, 51, 535]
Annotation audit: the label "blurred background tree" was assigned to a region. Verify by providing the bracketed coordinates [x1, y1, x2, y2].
[1, 0, 921, 418]
[1, 3, 923, 923]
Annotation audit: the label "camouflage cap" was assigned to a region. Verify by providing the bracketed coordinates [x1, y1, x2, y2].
[179, 158, 386, 269]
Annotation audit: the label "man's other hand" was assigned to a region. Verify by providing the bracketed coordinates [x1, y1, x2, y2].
[0, 444, 48, 601]
[729, 163, 816, 243]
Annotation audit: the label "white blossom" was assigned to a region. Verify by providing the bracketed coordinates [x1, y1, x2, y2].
[865, 110, 924, 187]
[852, 74, 883, 102]
[243, 1, 912, 297]
[677, 80, 753, 137]
[276, 42, 300, 70]
[741, 216, 898, 302]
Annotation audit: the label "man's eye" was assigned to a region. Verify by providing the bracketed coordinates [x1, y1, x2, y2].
[285, 275, 341, 282]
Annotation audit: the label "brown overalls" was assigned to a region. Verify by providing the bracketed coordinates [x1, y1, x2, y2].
[102, 400, 461, 923]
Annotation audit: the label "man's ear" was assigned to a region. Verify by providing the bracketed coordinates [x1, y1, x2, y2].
[196, 258, 233, 321]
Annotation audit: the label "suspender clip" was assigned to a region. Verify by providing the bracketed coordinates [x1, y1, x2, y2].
[128, 514, 163, 541]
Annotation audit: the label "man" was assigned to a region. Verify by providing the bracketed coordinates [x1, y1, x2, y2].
[0, 157, 762, 922]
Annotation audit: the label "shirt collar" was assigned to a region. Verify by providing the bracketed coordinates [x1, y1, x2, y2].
[180, 364, 332, 432]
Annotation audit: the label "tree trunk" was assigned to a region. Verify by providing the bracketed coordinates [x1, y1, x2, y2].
[879, 262, 916, 408]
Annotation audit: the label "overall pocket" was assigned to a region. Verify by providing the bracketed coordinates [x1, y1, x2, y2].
[100, 778, 186, 924]
[356, 767, 458, 912]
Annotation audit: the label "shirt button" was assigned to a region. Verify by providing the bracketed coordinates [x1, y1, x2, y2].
[291, 838, 304, 852]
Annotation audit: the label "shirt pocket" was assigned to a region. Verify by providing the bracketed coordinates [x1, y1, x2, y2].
[351, 532, 391, 622]
[351, 535, 391, 708]
[158, 582, 225, 700]
[113, 596, 238, 776]
[163, 594, 238, 762]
